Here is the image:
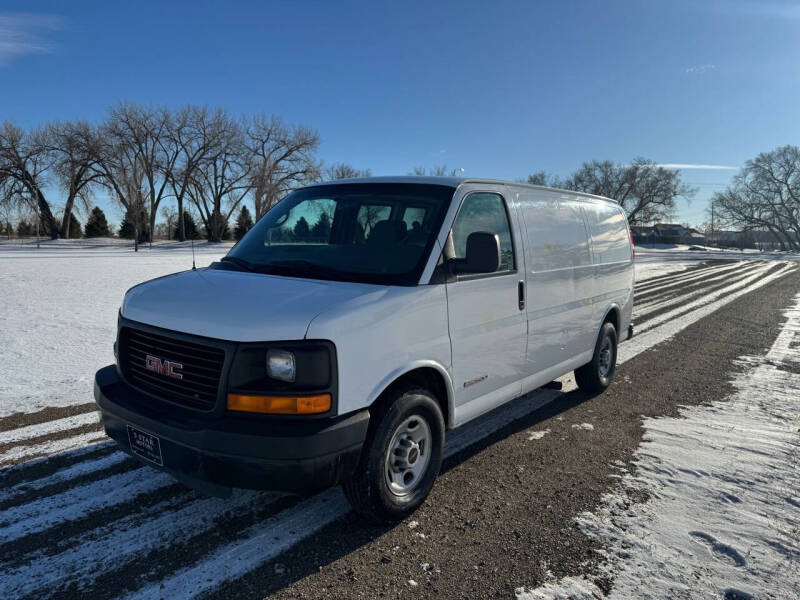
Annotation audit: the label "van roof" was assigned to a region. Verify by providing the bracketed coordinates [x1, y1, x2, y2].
[303, 176, 619, 205]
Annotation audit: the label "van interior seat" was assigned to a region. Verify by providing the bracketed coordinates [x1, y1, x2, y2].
[368, 220, 407, 246]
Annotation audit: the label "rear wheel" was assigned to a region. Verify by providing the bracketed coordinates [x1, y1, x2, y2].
[575, 322, 618, 393]
[342, 386, 445, 523]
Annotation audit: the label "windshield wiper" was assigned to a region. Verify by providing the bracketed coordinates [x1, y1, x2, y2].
[220, 256, 257, 272]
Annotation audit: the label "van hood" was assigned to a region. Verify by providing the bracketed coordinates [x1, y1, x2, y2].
[121, 268, 381, 342]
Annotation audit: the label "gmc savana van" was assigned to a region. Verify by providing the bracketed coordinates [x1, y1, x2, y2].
[95, 177, 634, 522]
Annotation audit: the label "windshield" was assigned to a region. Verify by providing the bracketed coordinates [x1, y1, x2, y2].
[224, 183, 455, 285]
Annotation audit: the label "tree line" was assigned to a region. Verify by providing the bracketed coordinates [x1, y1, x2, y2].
[2, 101, 797, 249]
[0, 103, 369, 247]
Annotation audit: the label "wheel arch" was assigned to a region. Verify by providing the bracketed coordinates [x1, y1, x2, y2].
[367, 361, 455, 429]
[601, 304, 621, 333]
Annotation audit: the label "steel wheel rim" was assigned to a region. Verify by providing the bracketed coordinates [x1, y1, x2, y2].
[598, 336, 613, 378]
[384, 415, 432, 497]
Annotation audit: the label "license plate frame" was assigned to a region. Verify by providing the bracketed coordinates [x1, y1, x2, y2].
[127, 424, 163, 467]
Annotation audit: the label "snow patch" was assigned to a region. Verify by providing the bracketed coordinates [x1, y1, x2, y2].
[571, 423, 594, 431]
[515, 576, 602, 599]
[527, 429, 551, 441]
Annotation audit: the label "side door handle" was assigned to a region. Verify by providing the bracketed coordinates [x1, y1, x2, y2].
[518, 280, 525, 311]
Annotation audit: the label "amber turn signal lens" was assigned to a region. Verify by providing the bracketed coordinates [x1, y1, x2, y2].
[226, 393, 331, 415]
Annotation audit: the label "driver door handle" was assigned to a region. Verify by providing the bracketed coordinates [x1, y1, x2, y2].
[518, 280, 525, 311]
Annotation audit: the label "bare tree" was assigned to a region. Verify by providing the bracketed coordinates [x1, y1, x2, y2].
[160, 204, 178, 240]
[89, 121, 149, 250]
[106, 103, 174, 246]
[0, 122, 59, 238]
[410, 165, 463, 176]
[246, 115, 320, 219]
[524, 171, 561, 187]
[561, 158, 695, 224]
[713, 146, 800, 251]
[324, 163, 371, 180]
[165, 106, 226, 241]
[187, 114, 251, 242]
[46, 120, 103, 238]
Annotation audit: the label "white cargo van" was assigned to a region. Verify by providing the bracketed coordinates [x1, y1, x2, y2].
[95, 177, 634, 522]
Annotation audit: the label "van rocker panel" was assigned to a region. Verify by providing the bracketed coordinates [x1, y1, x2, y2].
[94, 365, 369, 493]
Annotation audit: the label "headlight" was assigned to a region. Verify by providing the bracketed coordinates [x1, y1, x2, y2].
[266, 349, 296, 382]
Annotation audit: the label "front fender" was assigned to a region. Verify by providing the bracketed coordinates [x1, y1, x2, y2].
[367, 360, 456, 429]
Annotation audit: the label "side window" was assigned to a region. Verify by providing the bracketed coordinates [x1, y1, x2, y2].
[451, 192, 515, 272]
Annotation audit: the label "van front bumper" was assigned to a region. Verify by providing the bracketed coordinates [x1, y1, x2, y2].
[93, 365, 369, 496]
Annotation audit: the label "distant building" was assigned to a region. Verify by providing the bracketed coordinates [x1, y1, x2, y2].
[631, 224, 705, 245]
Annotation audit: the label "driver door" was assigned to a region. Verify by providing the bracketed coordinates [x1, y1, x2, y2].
[444, 190, 528, 425]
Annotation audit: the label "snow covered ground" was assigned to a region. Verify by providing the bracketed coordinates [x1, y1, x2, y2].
[0, 240, 231, 416]
[517, 293, 800, 600]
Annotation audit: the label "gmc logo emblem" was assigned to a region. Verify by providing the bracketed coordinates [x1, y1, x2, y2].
[145, 354, 184, 380]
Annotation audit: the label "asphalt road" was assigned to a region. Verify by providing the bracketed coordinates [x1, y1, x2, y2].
[1, 258, 798, 599]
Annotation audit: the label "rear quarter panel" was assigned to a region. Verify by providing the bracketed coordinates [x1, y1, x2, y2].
[582, 201, 635, 338]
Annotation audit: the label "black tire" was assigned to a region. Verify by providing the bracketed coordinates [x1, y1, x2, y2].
[574, 322, 618, 394]
[342, 386, 445, 523]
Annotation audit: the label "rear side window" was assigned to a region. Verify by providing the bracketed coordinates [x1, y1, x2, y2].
[451, 192, 515, 272]
[583, 204, 631, 264]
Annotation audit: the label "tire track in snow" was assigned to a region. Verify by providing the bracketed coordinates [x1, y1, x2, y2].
[635, 263, 794, 334]
[0, 411, 99, 445]
[0, 450, 131, 508]
[0, 259, 796, 599]
[633, 261, 762, 307]
[633, 260, 745, 294]
[0, 489, 285, 598]
[0, 431, 108, 466]
[633, 262, 773, 320]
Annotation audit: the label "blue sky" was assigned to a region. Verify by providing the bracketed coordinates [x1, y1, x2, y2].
[2, 0, 799, 226]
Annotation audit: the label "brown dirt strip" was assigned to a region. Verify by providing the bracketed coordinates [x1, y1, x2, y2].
[0, 422, 104, 457]
[0, 403, 97, 433]
[0, 441, 116, 489]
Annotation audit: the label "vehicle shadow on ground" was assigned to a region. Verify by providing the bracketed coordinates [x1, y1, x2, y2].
[225, 386, 599, 598]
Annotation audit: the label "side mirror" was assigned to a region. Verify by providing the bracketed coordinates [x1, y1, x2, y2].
[455, 231, 501, 274]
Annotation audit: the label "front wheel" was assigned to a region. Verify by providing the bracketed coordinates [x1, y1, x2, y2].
[342, 387, 445, 523]
[574, 322, 618, 394]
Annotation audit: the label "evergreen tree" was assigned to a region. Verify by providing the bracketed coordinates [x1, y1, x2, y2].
[68, 216, 82, 239]
[118, 209, 149, 242]
[84, 207, 112, 238]
[17, 220, 33, 236]
[311, 212, 331, 242]
[293, 216, 310, 241]
[174, 211, 200, 240]
[118, 213, 136, 239]
[234, 206, 254, 241]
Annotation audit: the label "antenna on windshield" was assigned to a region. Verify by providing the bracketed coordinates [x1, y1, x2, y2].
[191, 238, 196, 270]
